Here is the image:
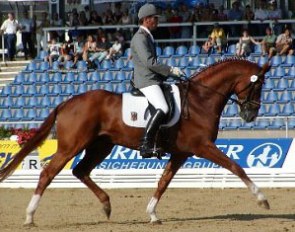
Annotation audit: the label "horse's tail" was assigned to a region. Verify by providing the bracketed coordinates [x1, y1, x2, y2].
[0, 105, 60, 182]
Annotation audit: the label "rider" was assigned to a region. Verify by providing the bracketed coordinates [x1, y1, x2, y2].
[130, 3, 185, 158]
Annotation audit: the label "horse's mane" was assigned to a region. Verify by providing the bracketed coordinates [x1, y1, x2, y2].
[190, 57, 257, 80]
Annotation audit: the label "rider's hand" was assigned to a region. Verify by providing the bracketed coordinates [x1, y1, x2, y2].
[170, 66, 186, 78]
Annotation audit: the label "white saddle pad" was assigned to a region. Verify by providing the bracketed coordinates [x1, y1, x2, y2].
[122, 84, 181, 128]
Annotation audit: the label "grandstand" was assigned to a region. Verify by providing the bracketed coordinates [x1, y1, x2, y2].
[0, 44, 295, 136]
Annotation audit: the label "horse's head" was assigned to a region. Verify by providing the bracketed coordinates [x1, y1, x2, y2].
[235, 62, 270, 122]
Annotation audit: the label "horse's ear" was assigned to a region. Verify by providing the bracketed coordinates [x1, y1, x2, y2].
[259, 62, 271, 76]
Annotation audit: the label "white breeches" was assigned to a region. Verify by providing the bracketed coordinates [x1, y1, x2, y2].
[140, 85, 169, 114]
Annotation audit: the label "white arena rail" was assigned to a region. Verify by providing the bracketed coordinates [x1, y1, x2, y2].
[1, 168, 295, 189]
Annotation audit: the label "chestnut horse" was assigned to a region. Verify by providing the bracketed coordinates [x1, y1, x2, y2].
[0, 59, 270, 225]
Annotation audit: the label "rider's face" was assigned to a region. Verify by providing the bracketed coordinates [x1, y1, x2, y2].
[144, 16, 159, 31]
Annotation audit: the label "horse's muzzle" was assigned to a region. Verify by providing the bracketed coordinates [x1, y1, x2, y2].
[239, 102, 260, 122]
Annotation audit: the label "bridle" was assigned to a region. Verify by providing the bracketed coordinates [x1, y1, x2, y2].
[180, 73, 264, 118]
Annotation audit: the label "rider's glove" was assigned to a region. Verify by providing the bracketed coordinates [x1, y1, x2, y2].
[170, 66, 186, 79]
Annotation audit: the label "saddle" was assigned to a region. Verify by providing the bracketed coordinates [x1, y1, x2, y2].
[122, 84, 181, 128]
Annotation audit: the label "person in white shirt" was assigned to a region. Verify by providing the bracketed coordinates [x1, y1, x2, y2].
[0, 12, 20, 61]
[19, 11, 34, 59]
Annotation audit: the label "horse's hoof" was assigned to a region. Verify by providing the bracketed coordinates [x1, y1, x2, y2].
[258, 199, 270, 210]
[23, 222, 36, 227]
[150, 220, 162, 225]
[103, 202, 111, 219]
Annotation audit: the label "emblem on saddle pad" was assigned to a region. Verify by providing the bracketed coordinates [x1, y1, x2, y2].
[131, 112, 138, 121]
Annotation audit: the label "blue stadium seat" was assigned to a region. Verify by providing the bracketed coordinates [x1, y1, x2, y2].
[13, 108, 25, 121]
[14, 73, 25, 84]
[264, 91, 278, 103]
[77, 84, 87, 94]
[76, 72, 88, 83]
[275, 78, 288, 90]
[287, 118, 295, 129]
[125, 60, 134, 69]
[166, 57, 176, 66]
[50, 85, 62, 96]
[37, 108, 50, 120]
[76, 60, 87, 71]
[14, 96, 26, 108]
[188, 45, 200, 56]
[38, 72, 50, 84]
[0, 108, 12, 120]
[114, 58, 125, 69]
[289, 80, 295, 90]
[39, 61, 50, 71]
[104, 83, 113, 92]
[25, 72, 37, 84]
[102, 72, 114, 81]
[227, 44, 236, 54]
[115, 71, 127, 81]
[24, 85, 37, 96]
[63, 84, 75, 95]
[281, 55, 295, 67]
[255, 118, 270, 129]
[281, 103, 294, 116]
[100, 60, 112, 70]
[63, 72, 75, 83]
[269, 118, 285, 129]
[124, 48, 131, 57]
[175, 45, 188, 56]
[257, 56, 268, 67]
[89, 71, 102, 83]
[273, 66, 285, 77]
[65, 60, 74, 70]
[52, 61, 60, 71]
[51, 72, 62, 83]
[26, 62, 38, 72]
[278, 91, 292, 103]
[219, 120, 227, 130]
[205, 56, 215, 65]
[12, 85, 24, 96]
[156, 47, 162, 56]
[190, 56, 201, 67]
[286, 66, 295, 77]
[163, 46, 174, 56]
[225, 104, 238, 117]
[270, 55, 282, 67]
[38, 50, 48, 60]
[1, 85, 12, 96]
[116, 83, 127, 93]
[227, 118, 242, 129]
[254, 44, 262, 54]
[27, 96, 38, 108]
[40, 95, 52, 107]
[240, 121, 255, 130]
[264, 79, 275, 90]
[178, 57, 189, 67]
[38, 85, 49, 95]
[26, 108, 37, 120]
[265, 103, 280, 116]
[2, 96, 13, 108]
[258, 104, 266, 116]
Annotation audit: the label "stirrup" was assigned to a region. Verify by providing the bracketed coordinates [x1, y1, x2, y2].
[139, 143, 165, 160]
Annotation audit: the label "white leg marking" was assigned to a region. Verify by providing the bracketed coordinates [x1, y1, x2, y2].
[24, 194, 41, 225]
[250, 183, 266, 201]
[146, 197, 159, 223]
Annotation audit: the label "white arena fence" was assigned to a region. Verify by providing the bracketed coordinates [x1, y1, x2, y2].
[1, 137, 295, 189]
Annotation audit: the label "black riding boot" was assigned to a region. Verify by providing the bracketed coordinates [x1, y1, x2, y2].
[139, 109, 166, 158]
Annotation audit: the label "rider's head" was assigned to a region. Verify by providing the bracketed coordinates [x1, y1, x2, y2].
[138, 4, 159, 31]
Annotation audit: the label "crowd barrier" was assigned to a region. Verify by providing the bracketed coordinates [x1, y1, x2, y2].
[1, 138, 295, 188]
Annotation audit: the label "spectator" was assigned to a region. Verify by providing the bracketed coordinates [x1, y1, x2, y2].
[236, 29, 260, 57]
[228, 1, 243, 37]
[82, 34, 97, 64]
[84, 5, 91, 22]
[268, 0, 282, 35]
[210, 23, 227, 53]
[50, 12, 63, 42]
[218, 5, 227, 21]
[0, 12, 21, 61]
[72, 35, 84, 68]
[169, 9, 182, 39]
[276, 28, 294, 56]
[44, 38, 61, 67]
[19, 11, 34, 60]
[119, 9, 132, 40]
[88, 10, 102, 25]
[201, 36, 214, 54]
[88, 35, 111, 65]
[180, 4, 192, 40]
[261, 27, 276, 58]
[35, 12, 50, 56]
[58, 40, 74, 67]
[113, 2, 123, 23]
[254, 0, 269, 35]
[79, 11, 88, 26]
[244, 5, 254, 20]
[106, 40, 122, 60]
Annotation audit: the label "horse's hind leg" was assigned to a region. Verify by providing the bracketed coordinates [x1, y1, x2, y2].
[24, 146, 85, 225]
[72, 136, 114, 219]
[147, 155, 188, 223]
[198, 141, 270, 209]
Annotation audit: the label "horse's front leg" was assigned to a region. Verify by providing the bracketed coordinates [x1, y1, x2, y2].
[147, 155, 188, 224]
[197, 141, 270, 209]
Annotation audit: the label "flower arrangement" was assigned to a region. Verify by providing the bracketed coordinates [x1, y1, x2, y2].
[0, 127, 38, 146]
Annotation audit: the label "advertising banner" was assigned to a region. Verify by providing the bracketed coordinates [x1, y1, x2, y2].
[0, 138, 293, 171]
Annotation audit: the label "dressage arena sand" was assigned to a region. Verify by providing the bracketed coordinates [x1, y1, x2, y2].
[0, 188, 295, 232]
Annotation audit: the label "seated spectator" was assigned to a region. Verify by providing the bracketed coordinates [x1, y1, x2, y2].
[261, 27, 276, 58]
[276, 28, 294, 56]
[86, 35, 111, 67]
[236, 29, 260, 57]
[58, 40, 74, 67]
[268, 0, 282, 20]
[72, 35, 85, 68]
[82, 34, 97, 64]
[201, 36, 214, 54]
[217, 5, 227, 21]
[244, 5, 254, 20]
[210, 23, 227, 53]
[44, 38, 61, 67]
[106, 40, 122, 60]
